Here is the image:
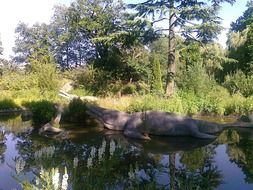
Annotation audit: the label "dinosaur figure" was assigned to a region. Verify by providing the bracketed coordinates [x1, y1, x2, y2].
[41, 89, 253, 140]
[86, 104, 253, 140]
[39, 105, 68, 140]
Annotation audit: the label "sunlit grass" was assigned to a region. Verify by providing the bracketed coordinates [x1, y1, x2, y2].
[1, 86, 253, 116]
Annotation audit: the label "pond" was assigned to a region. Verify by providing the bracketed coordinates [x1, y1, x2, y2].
[0, 115, 253, 190]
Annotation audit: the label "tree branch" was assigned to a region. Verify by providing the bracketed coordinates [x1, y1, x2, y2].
[175, 14, 199, 26]
[155, 28, 170, 33]
[152, 18, 169, 24]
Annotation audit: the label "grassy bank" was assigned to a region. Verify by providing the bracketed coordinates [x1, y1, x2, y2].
[1, 88, 253, 116]
[96, 89, 253, 116]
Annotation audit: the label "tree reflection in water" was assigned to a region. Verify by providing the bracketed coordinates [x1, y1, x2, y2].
[177, 145, 223, 190]
[13, 128, 225, 190]
[1, 117, 253, 190]
[0, 130, 6, 163]
[221, 129, 253, 183]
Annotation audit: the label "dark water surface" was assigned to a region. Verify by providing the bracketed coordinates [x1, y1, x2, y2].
[0, 115, 253, 190]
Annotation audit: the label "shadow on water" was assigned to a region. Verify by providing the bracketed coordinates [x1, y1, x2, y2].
[0, 114, 253, 190]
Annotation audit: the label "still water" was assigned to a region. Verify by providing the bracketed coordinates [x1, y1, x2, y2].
[0, 115, 253, 190]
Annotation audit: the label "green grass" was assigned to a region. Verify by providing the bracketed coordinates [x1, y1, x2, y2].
[126, 90, 253, 116]
[0, 99, 20, 110]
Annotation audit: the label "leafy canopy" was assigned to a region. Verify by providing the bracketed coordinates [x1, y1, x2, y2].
[129, 0, 236, 43]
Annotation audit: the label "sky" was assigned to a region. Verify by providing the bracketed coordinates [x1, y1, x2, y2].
[0, 0, 249, 59]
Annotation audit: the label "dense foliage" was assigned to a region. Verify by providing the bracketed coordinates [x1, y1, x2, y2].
[0, 0, 252, 117]
[129, 0, 236, 95]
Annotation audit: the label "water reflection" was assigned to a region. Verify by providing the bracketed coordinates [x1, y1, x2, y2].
[0, 130, 6, 163]
[225, 129, 253, 183]
[0, 115, 253, 190]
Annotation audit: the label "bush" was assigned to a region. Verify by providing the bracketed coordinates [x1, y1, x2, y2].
[31, 63, 59, 92]
[0, 71, 38, 91]
[178, 91, 202, 115]
[150, 55, 163, 94]
[176, 63, 216, 96]
[225, 94, 253, 115]
[122, 84, 137, 95]
[223, 70, 253, 97]
[62, 98, 87, 122]
[127, 94, 184, 114]
[0, 99, 20, 110]
[73, 66, 118, 96]
[23, 100, 56, 126]
[125, 88, 253, 116]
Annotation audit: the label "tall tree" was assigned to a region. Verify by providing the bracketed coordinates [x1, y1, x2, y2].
[129, 0, 235, 96]
[70, 0, 155, 65]
[13, 22, 51, 63]
[231, 0, 253, 32]
[226, 1, 253, 74]
[50, 4, 95, 69]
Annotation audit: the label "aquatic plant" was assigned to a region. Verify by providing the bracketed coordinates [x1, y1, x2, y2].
[73, 157, 79, 168]
[15, 156, 26, 175]
[21, 167, 69, 190]
[109, 140, 116, 157]
[34, 146, 56, 160]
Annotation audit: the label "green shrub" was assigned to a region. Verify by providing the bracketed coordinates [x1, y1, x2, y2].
[223, 70, 253, 97]
[74, 66, 96, 89]
[0, 64, 58, 93]
[224, 93, 250, 115]
[73, 66, 118, 96]
[200, 87, 230, 115]
[178, 91, 202, 115]
[23, 100, 56, 126]
[32, 63, 59, 92]
[0, 71, 38, 91]
[150, 55, 163, 94]
[70, 87, 91, 97]
[62, 98, 87, 122]
[127, 94, 184, 114]
[136, 81, 150, 95]
[122, 84, 137, 95]
[126, 89, 253, 116]
[176, 63, 216, 96]
[0, 99, 20, 110]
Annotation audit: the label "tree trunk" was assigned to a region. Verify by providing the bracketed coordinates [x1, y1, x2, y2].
[165, 0, 176, 96]
[169, 153, 176, 190]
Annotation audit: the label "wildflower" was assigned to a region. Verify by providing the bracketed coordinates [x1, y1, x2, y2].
[61, 167, 68, 190]
[98, 147, 104, 163]
[102, 139, 106, 150]
[98, 140, 106, 162]
[35, 177, 40, 186]
[128, 164, 135, 180]
[34, 146, 55, 160]
[40, 167, 44, 176]
[87, 157, 93, 168]
[73, 157, 79, 168]
[52, 168, 60, 190]
[15, 157, 26, 175]
[109, 140, 116, 157]
[90, 146, 96, 159]
[134, 162, 139, 174]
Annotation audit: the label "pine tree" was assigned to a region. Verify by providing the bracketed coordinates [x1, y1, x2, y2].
[129, 0, 235, 96]
[151, 55, 163, 94]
